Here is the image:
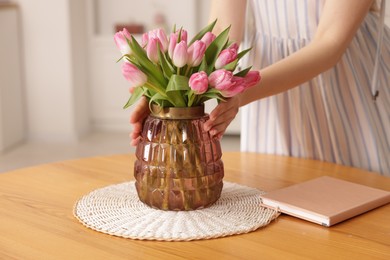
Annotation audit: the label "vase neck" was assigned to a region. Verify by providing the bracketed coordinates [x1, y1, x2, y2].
[150, 104, 205, 119]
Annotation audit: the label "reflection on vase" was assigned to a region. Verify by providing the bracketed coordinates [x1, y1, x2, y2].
[134, 105, 224, 211]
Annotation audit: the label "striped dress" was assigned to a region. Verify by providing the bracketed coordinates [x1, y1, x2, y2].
[241, 0, 390, 176]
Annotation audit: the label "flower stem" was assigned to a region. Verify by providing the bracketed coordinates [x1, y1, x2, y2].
[145, 82, 176, 106]
[188, 91, 196, 107]
[145, 82, 167, 98]
[184, 66, 191, 77]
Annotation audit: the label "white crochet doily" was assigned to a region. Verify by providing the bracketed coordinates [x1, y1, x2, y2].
[74, 181, 279, 241]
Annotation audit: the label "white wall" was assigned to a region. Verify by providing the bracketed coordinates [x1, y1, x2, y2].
[0, 5, 25, 151]
[15, 0, 89, 143]
[69, 0, 90, 139]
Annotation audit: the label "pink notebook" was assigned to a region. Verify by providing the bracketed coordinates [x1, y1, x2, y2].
[260, 176, 390, 227]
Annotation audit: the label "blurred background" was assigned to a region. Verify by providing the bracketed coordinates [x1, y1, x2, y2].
[0, 0, 241, 172]
[0, 0, 389, 172]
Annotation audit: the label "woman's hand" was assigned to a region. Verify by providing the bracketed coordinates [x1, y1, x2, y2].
[204, 95, 241, 138]
[129, 96, 150, 146]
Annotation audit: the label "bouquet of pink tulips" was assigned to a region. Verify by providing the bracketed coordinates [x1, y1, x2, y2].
[114, 20, 261, 108]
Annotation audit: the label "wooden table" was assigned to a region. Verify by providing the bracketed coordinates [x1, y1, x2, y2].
[1, 152, 389, 259]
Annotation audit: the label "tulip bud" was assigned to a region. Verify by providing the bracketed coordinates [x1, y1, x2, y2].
[146, 37, 159, 63]
[229, 42, 239, 52]
[200, 32, 216, 48]
[172, 41, 188, 68]
[221, 76, 246, 97]
[187, 40, 206, 67]
[141, 32, 149, 47]
[178, 29, 188, 43]
[213, 71, 260, 98]
[189, 71, 209, 94]
[215, 47, 238, 69]
[114, 28, 132, 55]
[121, 63, 147, 88]
[208, 69, 235, 93]
[168, 29, 188, 59]
[244, 71, 261, 88]
[168, 33, 177, 59]
[151, 28, 169, 52]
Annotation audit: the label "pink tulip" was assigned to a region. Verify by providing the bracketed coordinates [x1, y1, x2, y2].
[219, 76, 246, 97]
[114, 28, 132, 55]
[189, 71, 209, 94]
[172, 41, 188, 68]
[121, 62, 147, 88]
[168, 33, 177, 59]
[244, 71, 261, 88]
[141, 32, 149, 47]
[187, 40, 206, 67]
[215, 47, 238, 69]
[168, 29, 188, 59]
[146, 37, 159, 63]
[229, 42, 239, 52]
[208, 69, 235, 92]
[214, 71, 261, 97]
[177, 29, 188, 43]
[149, 28, 169, 52]
[200, 32, 216, 48]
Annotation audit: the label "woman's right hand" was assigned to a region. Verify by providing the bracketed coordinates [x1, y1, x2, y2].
[203, 95, 241, 139]
[129, 96, 150, 146]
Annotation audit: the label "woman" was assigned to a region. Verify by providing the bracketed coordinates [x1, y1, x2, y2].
[130, 0, 390, 175]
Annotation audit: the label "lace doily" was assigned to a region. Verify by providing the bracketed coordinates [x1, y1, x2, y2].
[74, 181, 279, 241]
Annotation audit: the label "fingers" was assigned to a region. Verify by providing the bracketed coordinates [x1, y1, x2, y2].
[204, 96, 240, 137]
[130, 136, 141, 146]
[130, 121, 143, 139]
[129, 96, 149, 124]
[208, 112, 236, 137]
[129, 96, 150, 146]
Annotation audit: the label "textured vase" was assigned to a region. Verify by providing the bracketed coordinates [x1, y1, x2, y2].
[134, 104, 224, 211]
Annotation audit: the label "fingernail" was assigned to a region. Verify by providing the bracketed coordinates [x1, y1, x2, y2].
[210, 129, 217, 136]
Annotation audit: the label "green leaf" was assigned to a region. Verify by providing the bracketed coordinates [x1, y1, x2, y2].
[165, 75, 189, 107]
[188, 19, 217, 46]
[204, 26, 230, 73]
[237, 47, 252, 60]
[166, 75, 190, 92]
[186, 90, 196, 107]
[200, 88, 224, 101]
[223, 59, 238, 71]
[205, 88, 223, 95]
[123, 87, 145, 109]
[149, 93, 170, 108]
[158, 49, 174, 79]
[129, 36, 167, 87]
[198, 57, 208, 74]
[116, 56, 124, 63]
[199, 92, 226, 103]
[234, 66, 252, 77]
[177, 27, 183, 42]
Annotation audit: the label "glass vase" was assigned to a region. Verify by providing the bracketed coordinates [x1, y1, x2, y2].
[134, 104, 224, 211]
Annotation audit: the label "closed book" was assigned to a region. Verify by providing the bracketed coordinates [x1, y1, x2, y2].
[260, 176, 390, 227]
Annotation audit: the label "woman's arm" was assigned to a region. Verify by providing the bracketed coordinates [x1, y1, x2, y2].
[204, 0, 374, 137]
[208, 0, 247, 43]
